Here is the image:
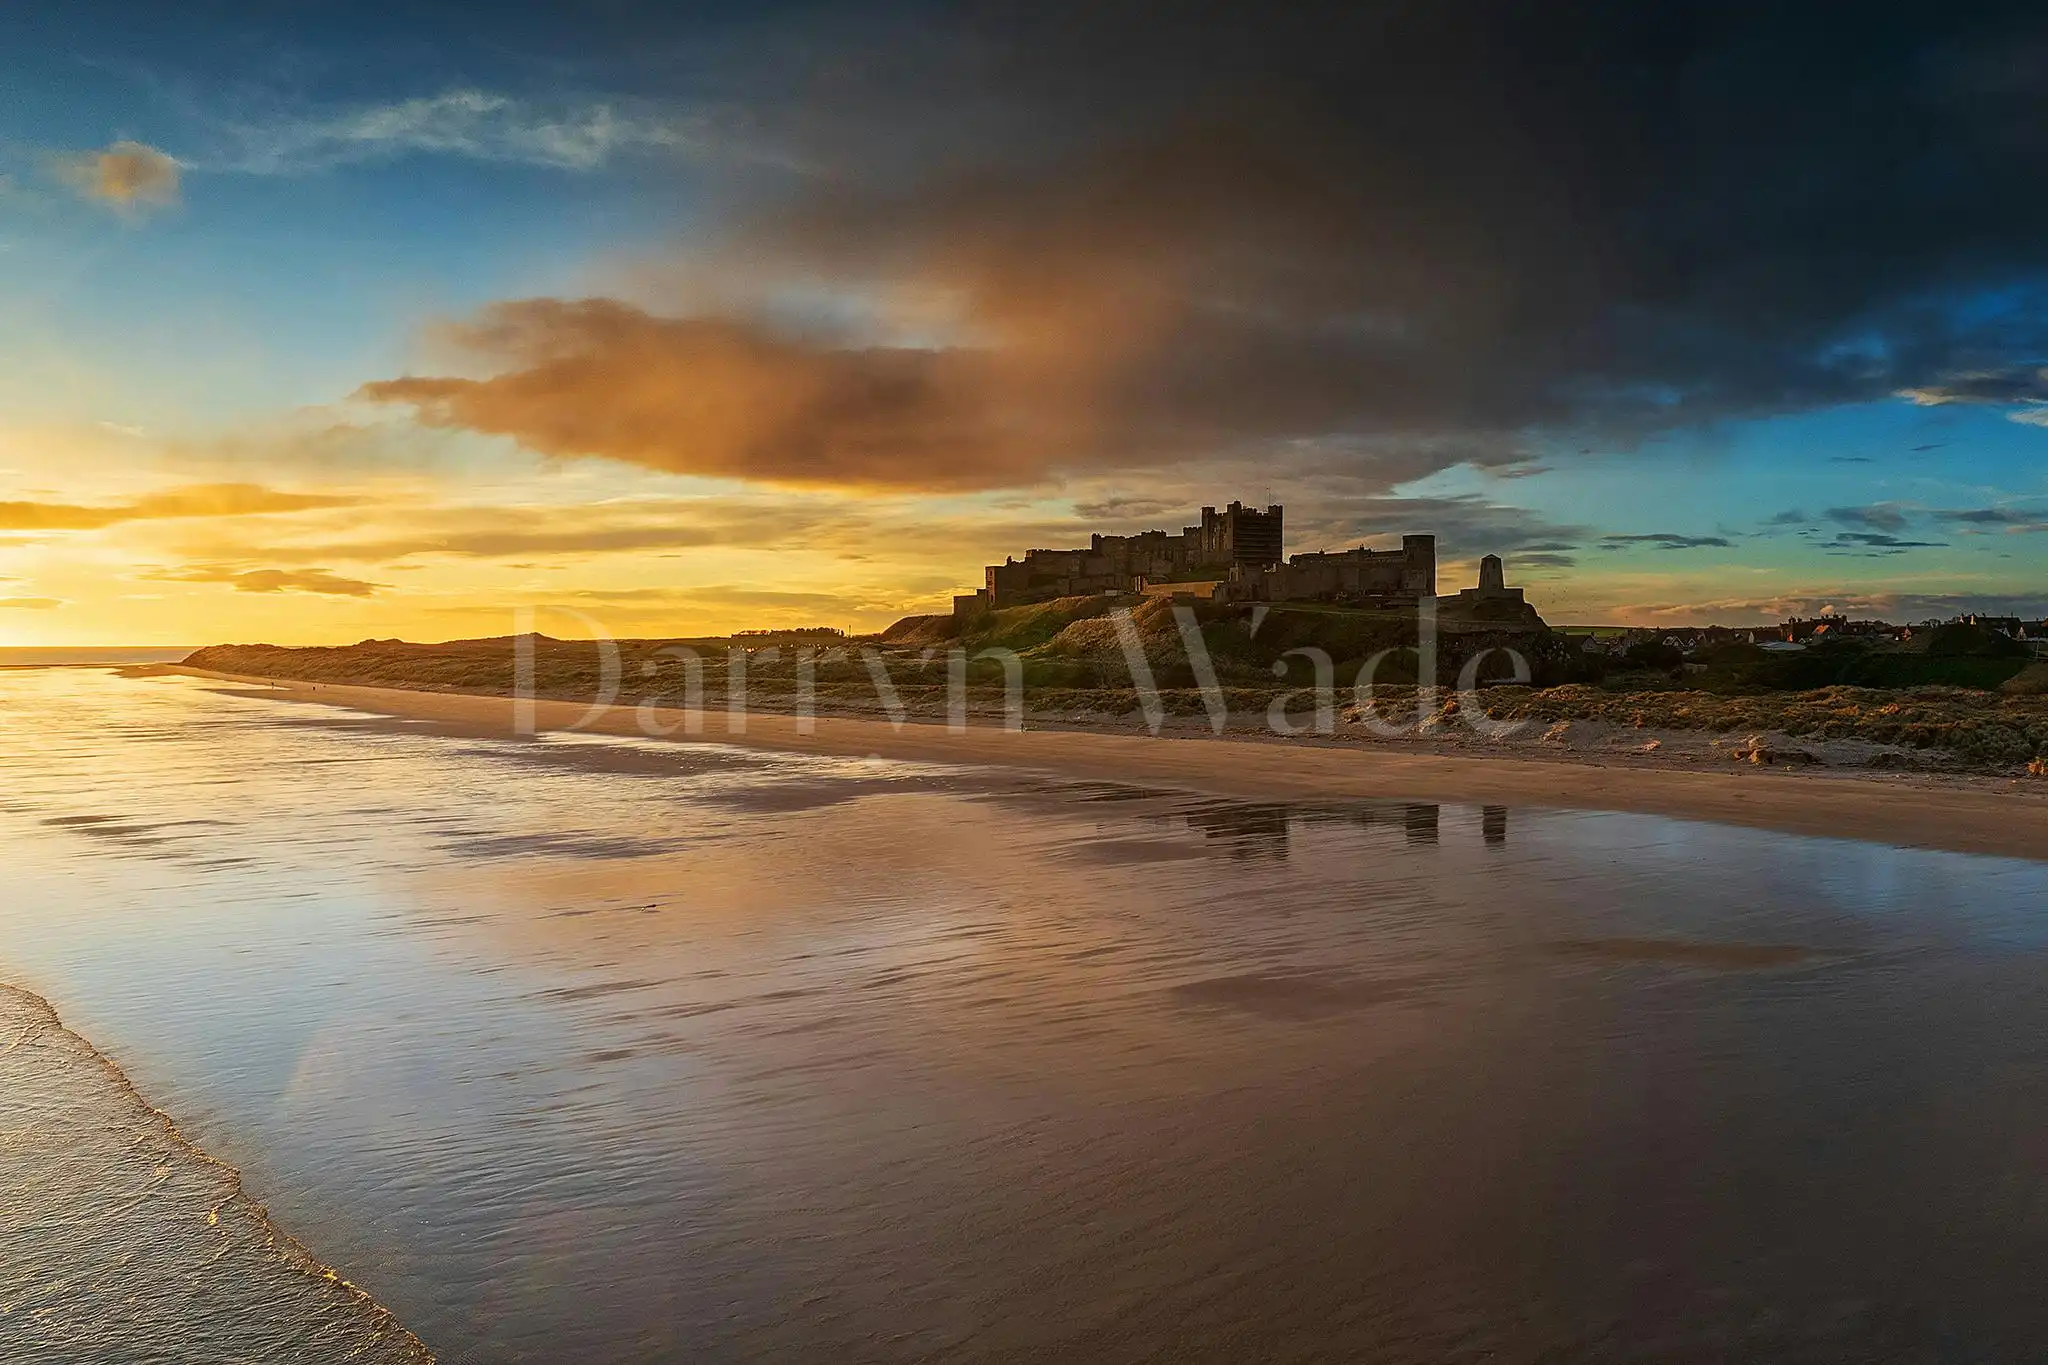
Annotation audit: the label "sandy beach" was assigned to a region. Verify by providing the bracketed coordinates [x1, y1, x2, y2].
[15, 663, 2048, 1362]
[166, 667, 2048, 861]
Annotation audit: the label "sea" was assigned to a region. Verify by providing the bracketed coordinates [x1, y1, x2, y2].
[2, 665, 2046, 1362]
[0, 646, 197, 667]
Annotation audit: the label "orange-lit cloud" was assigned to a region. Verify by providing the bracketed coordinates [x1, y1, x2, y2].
[358, 300, 1069, 491]
[56, 141, 182, 215]
[0, 596, 64, 610]
[350, 104, 1587, 497]
[0, 484, 365, 532]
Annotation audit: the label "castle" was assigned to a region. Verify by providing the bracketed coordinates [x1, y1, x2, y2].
[955, 500, 1509, 615]
[958, 502, 1286, 613]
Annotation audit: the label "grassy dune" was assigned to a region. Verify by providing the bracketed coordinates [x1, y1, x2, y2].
[1464, 683, 2048, 768]
[184, 599, 2048, 770]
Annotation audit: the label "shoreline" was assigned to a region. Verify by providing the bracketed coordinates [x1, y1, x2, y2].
[0, 978, 433, 1362]
[158, 666, 2048, 861]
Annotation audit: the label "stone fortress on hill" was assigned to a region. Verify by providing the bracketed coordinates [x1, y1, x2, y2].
[953, 500, 1536, 622]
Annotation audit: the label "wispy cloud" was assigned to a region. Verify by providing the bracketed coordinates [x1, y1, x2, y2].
[202, 89, 738, 174]
[1826, 503, 1912, 533]
[1070, 496, 1188, 522]
[144, 565, 382, 597]
[1937, 506, 2048, 533]
[0, 484, 365, 533]
[1823, 531, 1948, 556]
[564, 584, 892, 613]
[1897, 368, 2048, 426]
[0, 596, 64, 610]
[1599, 533, 1733, 550]
[53, 141, 181, 216]
[1897, 368, 2048, 406]
[161, 496, 845, 564]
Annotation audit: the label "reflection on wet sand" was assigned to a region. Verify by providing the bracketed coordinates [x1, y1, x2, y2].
[1175, 797, 1499, 859]
[4, 669, 2048, 1363]
[1182, 800, 1294, 856]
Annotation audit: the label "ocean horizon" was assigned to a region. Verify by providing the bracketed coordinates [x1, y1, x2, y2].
[0, 646, 198, 666]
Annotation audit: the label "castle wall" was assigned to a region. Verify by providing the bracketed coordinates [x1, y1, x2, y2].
[978, 500, 1285, 609]
[1237, 534, 1436, 606]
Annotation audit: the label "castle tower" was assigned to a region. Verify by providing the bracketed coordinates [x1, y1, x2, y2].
[1402, 534, 1437, 598]
[1224, 502, 1284, 569]
[1478, 554, 1505, 595]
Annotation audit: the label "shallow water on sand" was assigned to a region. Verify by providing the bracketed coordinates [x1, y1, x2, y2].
[0, 984, 430, 1363]
[3, 669, 2047, 1362]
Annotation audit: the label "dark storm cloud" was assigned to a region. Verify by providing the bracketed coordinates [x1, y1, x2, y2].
[366, 0, 2048, 490]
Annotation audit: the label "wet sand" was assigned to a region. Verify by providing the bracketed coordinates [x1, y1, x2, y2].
[14, 666, 2048, 1361]
[171, 668, 2048, 861]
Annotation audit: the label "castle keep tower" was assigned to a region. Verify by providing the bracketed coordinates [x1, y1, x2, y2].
[1198, 502, 1284, 570]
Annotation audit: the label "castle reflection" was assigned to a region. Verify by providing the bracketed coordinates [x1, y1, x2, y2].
[1176, 798, 1506, 858]
[1182, 803, 1295, 859]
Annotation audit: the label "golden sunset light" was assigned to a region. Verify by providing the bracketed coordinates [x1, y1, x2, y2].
[6, 5, 2048, 1363]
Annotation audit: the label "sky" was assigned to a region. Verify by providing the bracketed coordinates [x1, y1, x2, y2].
[4, 0, 2048, 645]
